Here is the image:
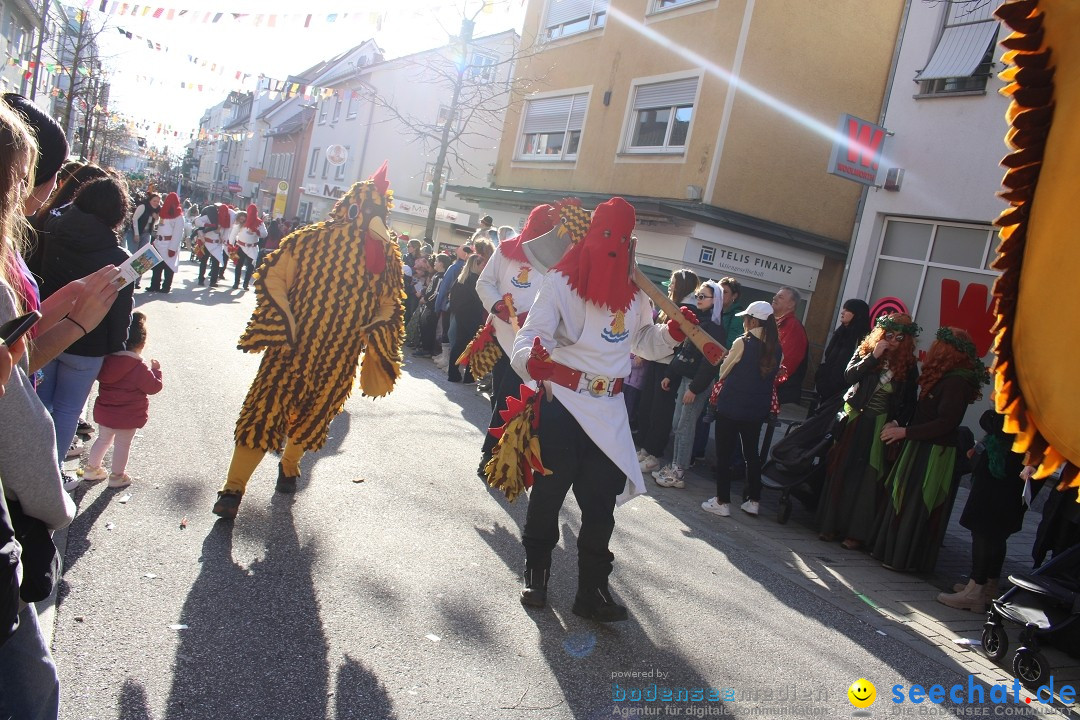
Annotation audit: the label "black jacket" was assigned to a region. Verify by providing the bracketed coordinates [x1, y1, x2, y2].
[39, 206, 133, 357]
[815, 324, 863, 402]
[841, 350, 918, 425]
[665, 305, 726, 395]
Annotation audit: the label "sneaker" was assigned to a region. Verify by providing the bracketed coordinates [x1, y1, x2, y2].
[76, 420, 95, 437]
[434, 354, 449, 369]
[639, 454, 660, 472]
[740, 500, 760, 516]
[654, 466, 685, 489]
[701, 497, 730, 516]
[62, 473, 81, 492]
[108, 473, 132, 488]
[66, 440, 84, 459]
[636, 448, 648, 461]
[82, 466, 108, 482]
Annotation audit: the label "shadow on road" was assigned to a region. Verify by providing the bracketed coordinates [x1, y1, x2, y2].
[60, 486, 127, 577]
[162, 501, 333, 719]
[117, 678, 153, 720]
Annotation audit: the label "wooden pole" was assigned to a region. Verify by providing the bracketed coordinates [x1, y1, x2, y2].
[633, 267, 726, 366]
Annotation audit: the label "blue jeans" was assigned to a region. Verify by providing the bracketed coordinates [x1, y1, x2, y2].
[670, 376, 709, 470]
[36, 353, 104, 464]
[0, 604, 60, 720]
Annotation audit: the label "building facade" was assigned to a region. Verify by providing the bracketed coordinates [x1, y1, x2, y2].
[841, 0, 1009, 421]
[453, 0, 908, 370]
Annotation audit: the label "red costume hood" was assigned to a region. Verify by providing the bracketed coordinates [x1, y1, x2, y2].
[159, 192, 182, 219]
[551, 196, 638, 313]
[244, 203, 260, 232]
[499, 203, 555, 263]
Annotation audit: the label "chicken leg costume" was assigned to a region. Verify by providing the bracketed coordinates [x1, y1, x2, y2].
[213, 163, 404, 519]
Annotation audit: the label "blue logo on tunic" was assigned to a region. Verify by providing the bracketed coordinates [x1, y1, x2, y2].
[601, 310, 629, 343]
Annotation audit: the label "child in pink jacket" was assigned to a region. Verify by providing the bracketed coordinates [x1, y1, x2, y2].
[83, 312, 162, 488]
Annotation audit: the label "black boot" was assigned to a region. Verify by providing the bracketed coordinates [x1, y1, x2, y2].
[212, 490, 242, 519]
[520, 567, 549, 608]
[275, 462, 299, 494]
[572, 585, 628, 622]
[477, 451, 491, 481]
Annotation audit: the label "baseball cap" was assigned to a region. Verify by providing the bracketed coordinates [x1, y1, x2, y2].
[735, 300, 774, 321]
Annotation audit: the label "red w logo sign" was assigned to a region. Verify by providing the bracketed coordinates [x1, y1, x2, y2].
[846, 118, 886, 169]
[938, 279, 995, 358]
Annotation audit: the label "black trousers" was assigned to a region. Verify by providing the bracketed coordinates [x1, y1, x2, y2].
[149, 262, 173, 292]
[714, 414, 765, 503]
[638, 361, 678, 458]
[970, 532, 1009, 583]
[482, 351, 523, 456]
[233, 253, 256, 288]
[198, 253, 221, 285]
[522, 396, 626, 591]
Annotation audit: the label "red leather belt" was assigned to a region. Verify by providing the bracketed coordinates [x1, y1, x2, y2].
[547, 360, 624, 397]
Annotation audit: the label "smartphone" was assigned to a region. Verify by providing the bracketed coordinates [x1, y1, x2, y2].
[0, 310, 41, 347]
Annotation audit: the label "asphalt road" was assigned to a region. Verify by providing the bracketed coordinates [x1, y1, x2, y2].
[51, 261, 995, 719]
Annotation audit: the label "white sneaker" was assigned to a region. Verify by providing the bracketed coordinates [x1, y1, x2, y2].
[433, 354, 449, 369]
[82, 466, 108, 482]
[653, 464, 685, 488]
[740, 500, 760, 516]
[639, 454, 660, 472]
[636, 448, 648, 461]
[66, 440, 84, 459]
[701, 497, 730, 516]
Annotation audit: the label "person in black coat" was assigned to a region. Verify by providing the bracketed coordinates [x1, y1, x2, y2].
[446, 253, 486, 383]
[814, 298, 870, 406]
[37, 176, 134, 471]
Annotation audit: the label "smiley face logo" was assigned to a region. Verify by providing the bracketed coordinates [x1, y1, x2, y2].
[848, 678, 876, 709]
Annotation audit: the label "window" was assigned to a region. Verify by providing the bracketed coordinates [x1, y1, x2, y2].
[652, 0, 708, 10]
[625, 77, 697, 153]
[317, 100, 327, 124]
[436, 104, 452, 130]
[285, 153, 293, 179]
[468, 52, 498, 83]
[332, 95, 342, 123]
[321, 156, 329, 179]
[346, 91, 359, 119]
[334, 146, 350, 180]
[545, 0, 608, 40]
[518, 92, 587, 161]
[421, 163, 449, 197]
[916, 0, 999, 96]
[308, 147, 320, 177]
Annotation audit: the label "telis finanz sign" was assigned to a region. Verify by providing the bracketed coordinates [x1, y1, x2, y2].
[827, 113, 888, 186]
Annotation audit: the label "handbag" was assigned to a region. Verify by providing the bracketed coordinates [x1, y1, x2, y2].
[7, 500, 60, 603]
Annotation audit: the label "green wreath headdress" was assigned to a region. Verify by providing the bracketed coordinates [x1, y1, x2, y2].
[936, 327, 991, 385]
[874, 315, 921, 337]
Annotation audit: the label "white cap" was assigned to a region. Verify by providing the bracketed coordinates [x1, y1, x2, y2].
[735, 300, 774, 321]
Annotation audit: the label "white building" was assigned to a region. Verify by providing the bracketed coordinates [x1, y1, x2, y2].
[298, 30, 517, 248]
[842, 0, 1009, 420]
[0, 0, 38, 96]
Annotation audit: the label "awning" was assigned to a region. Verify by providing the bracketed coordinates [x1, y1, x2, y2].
[917, 20, 999, 80]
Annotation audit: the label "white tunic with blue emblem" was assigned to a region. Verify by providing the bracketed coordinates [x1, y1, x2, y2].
[475, 248, 546, 354]
[512, 274, 679, 503]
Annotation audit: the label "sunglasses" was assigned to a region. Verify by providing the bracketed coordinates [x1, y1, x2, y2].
[695, 293, 714, 300]
[885, 332, 906, 341]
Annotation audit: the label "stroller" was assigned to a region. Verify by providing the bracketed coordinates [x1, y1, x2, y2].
[759, 394, 843, 524]
[981, 542, 1080, 689]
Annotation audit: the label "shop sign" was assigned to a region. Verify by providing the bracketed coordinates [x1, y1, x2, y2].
[698, 243, 818, 291]
[393, 197, 472, 227]
[304, 184, 347, 200]
[827, 114, 887, 186]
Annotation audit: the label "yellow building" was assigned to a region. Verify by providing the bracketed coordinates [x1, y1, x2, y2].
[451, 0, 907, 379]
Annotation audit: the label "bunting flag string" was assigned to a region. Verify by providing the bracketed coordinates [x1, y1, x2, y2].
[61, 0, 389, 30]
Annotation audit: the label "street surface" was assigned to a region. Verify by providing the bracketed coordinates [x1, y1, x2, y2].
[49, 261, 1050, 719]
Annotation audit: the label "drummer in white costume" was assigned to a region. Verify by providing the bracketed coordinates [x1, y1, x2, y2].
[193, 203, 236, 287]
[229, 203, 267, 290]
[511, 197, 696, 622]
[148, 192, 185, 293]
[474, 203, 555, 477]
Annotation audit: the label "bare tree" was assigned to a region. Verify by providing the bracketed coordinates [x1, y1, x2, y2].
[94, 114, 136, 168]
[357, 4, 544, 239]
[55, 8, 111, 156]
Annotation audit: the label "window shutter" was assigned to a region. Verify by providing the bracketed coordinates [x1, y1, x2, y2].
[633, 78, 698, 110]
[546, 0, 607, 27]
[917, 22, 997, 79]
[523, 95, 574, 134]
[567, 95, 587, 131]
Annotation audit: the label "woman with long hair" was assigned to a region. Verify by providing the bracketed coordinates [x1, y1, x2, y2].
[636, 268, 699, 472]
[701, 300, 782, 517]
[871, 327, 986, 572]
[818, 313, 920, 549]
[447, 251, 487, 383]
[814, 298, 871, 404]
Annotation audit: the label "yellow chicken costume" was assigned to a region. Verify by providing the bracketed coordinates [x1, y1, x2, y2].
[213, 163, 404, 519]
[992, 0, 1079, 494]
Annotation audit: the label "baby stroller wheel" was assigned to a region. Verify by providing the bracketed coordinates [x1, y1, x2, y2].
[981, 624, 1008, 661]
[1012, 648, 1049, 689]
[777, 496, 792, 525]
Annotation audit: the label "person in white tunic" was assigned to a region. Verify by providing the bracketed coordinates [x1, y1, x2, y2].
[511, 197, 694, 622]
[193, 203, 235, 287]
[229, 203, 267, 290]
[474, 203, 554, 477]
[148, 192, 184, 293]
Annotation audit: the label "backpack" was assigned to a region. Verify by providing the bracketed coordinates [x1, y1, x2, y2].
[0, 485, 22, 647]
